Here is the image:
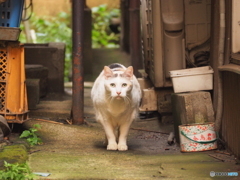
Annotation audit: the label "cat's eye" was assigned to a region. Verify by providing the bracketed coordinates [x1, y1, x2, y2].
[110, 83, 116, 87]
[122, 83, 127, 87]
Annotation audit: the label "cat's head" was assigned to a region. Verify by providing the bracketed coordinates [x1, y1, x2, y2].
[103, 66, 133, 99]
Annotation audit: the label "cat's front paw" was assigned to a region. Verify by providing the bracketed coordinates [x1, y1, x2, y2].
[107, 144, 118, 150]
[118, 144, 128, 151]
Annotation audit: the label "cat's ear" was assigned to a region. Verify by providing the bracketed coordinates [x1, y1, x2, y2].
[123, 66, 133, 79]
[103, 66, 113, 79]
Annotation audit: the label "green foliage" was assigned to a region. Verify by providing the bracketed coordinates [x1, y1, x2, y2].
[19, 5, 120, 81]
[91, 4, 120, 48]
[20, 12, 72, 82]
[0, 161, 36, 180]
[20, 124, 42, 146]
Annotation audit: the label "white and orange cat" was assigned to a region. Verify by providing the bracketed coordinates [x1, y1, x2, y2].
[91, 63, 141, 151]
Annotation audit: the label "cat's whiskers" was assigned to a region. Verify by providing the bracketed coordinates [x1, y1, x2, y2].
[107, 95, 114, 104]
[123, 98, 128, 105]
[106, 94, 112, 102]
[123, 96, 131, 106]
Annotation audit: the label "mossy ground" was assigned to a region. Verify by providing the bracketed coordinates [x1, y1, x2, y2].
[0, 144, 29, 170]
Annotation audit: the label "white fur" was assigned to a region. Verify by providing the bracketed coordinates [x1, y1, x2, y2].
[91, 64, 141, 151]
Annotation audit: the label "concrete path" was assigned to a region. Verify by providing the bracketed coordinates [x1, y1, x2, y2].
[25, 120, 240, 179]
[12, 48, 238, 179]
[23, 88, 239, 180]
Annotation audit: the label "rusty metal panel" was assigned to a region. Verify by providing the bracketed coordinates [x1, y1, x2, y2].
[222, 71, 240, 159]
[0, 42, 28, 123]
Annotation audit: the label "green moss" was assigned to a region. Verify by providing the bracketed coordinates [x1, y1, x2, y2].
[0, 144, 28, 170]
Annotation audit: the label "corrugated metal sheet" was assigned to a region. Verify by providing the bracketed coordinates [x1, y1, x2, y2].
[222, 71, 240, 159]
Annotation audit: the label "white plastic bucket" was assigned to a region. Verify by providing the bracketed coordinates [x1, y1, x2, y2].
[179, 122, 217, 152]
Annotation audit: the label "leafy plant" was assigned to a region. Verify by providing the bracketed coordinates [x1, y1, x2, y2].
[0, 161, 36, 180]
[91, 4, 120, 48]
[20, 12, 72, 82]
[19, 5, 120, 81]
[20, 124, 42, 146]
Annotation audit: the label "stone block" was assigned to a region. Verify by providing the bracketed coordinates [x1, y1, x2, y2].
[24, 42, 65, 94]
[158, 100, 172, 114]
[171, 91, 215, 143]
[139, 88, 157, 111]
[25, 64, 48, 97]
[137, 78, 153, 90]
[26, 79, 40, 110]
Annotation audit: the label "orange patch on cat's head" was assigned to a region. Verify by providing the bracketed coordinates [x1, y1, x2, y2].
[104, 66, 133, 79]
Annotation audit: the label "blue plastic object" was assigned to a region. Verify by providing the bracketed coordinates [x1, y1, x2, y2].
[0, 0, 24, 27]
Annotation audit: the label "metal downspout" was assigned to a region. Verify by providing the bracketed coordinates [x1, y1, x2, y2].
[72, 0, 85, 125]
[129, 0, 143, 77]
[215, 0, 225, 132]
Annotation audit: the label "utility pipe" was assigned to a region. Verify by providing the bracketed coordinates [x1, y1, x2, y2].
[72, 0, 85, 125]
[215, 0, 225, 132]
[129, 0, 143, 77]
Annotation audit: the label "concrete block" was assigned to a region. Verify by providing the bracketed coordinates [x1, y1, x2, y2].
[25, 64, 48, 98]
[155, 88, 174, 114]
[158, 100, 172, 114]
[139, 88, 157, 111]
[171, 91, 215, 143]
[26, 79, 40, 110]
[137, 78, 153, 90]
[24, 43, 65, 94]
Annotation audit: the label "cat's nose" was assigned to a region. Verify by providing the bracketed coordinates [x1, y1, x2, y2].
[116, 92, 121, 95]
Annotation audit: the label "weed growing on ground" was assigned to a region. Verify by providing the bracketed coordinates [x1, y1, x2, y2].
[20, 124, 42, 146]
[0, 161, 36, 180]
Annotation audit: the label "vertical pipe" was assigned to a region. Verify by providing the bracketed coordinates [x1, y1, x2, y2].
[72, 0, 84, 125]
[129, 0, 143, 77]
[215, 0, 225, 132]
[120, 0, 130, 53]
